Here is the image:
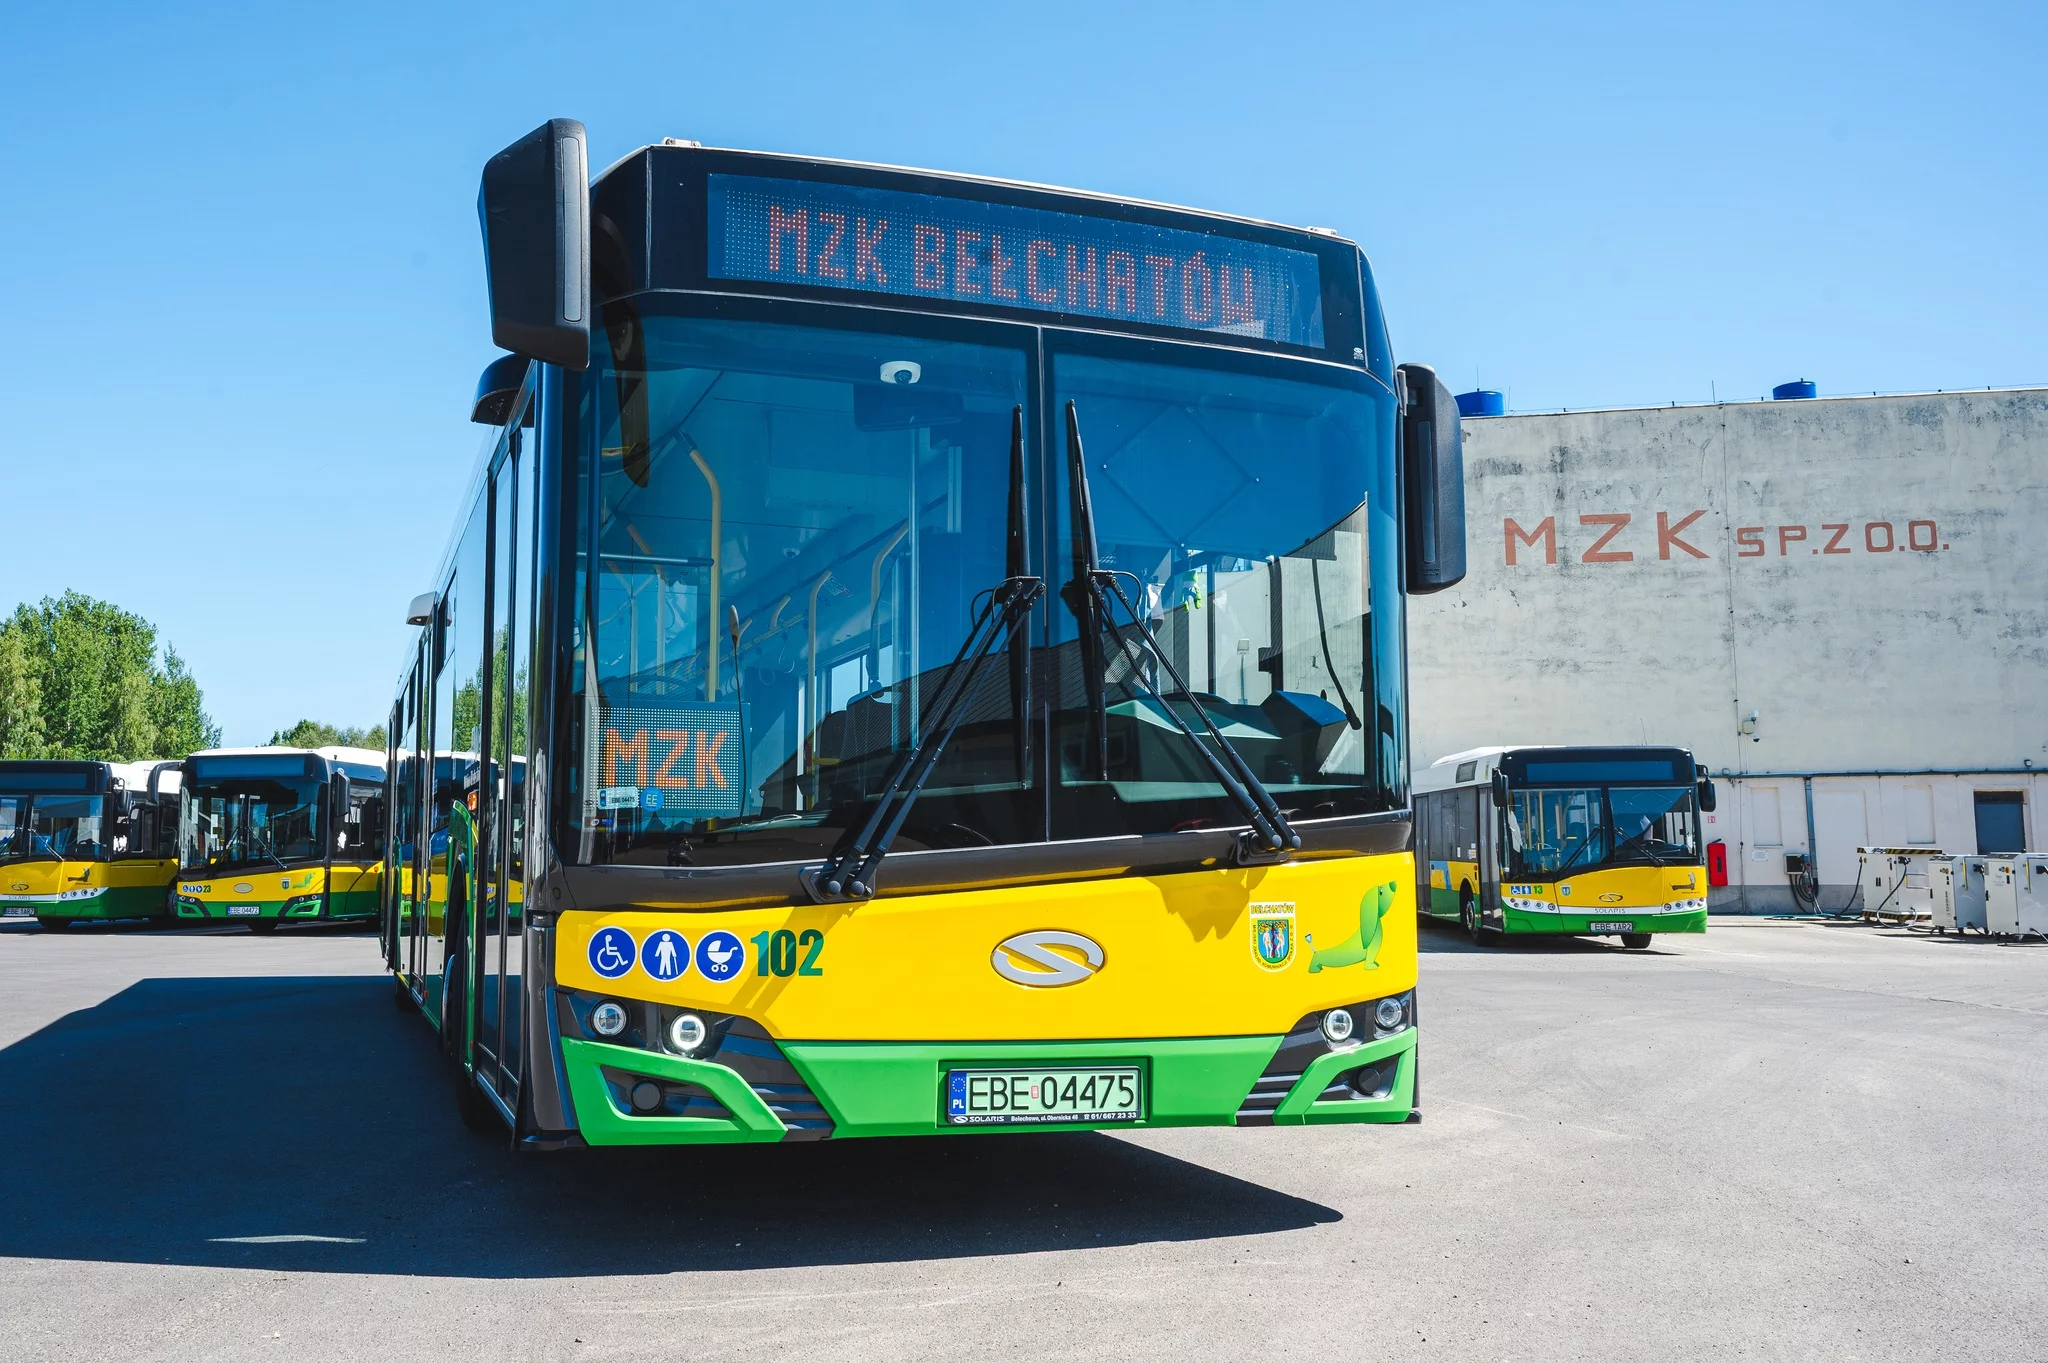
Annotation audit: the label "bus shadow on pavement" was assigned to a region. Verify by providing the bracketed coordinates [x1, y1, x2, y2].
[0, 976, 1339, 1278]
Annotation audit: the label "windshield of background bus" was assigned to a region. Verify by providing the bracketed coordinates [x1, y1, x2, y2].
[1508, 785, 1698, 875]
[580, 312, 1393, 866]
[179, 779, 321, 870]
[1, 795, 106, 861]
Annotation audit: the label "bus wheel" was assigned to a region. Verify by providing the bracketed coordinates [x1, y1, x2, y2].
[1619, 932, 1653, 950]
[250, 921, 279, 935]
[1459, 889, 1488, 946]
[35, 917, 69, 932]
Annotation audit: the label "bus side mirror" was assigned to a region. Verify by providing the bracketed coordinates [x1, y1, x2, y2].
[331, 773, 353, 847]
[479, 118, 591, 371]
[1490, 770, 1509, 807]
[1397, 362, 1467, 594]
[1697, 778, 1718, 813]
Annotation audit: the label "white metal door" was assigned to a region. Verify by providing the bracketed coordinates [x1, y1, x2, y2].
[1812, 787, 1870, 892]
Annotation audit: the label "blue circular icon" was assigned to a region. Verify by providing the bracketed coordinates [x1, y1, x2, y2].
[641, 787, 664, 812]
[641, 928, 691, 982]
[588, 926, 636, 979]
[696, 930, 746, 982]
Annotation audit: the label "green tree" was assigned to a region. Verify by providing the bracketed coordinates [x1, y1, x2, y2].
[0, 592, 220, 761]
[268, 719, 387, 751]
[153, 649, 221, 756]
[0, 628, 49, 758]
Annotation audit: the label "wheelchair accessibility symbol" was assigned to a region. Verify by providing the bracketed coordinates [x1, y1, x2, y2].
[588, 926, 636, 980]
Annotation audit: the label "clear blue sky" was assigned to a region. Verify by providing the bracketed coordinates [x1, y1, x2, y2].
[3, 1, 2042, 745]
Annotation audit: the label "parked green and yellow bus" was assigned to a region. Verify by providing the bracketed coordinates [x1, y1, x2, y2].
[385, 121, 1466, 1145]
[173, 746, 385, 931]
[1, 760, 182, 929]
[1415, 745, 1713, 948]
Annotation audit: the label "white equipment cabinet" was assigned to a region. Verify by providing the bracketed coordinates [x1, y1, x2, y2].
[1928, 856, 1989, 933]
[1856, 848, 1939, 925]
[2016, 856, 2048, 940]
[1983, 858, 2022, 936]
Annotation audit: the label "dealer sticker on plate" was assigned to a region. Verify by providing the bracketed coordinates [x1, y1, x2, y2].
[1589, 919, 1636, 932]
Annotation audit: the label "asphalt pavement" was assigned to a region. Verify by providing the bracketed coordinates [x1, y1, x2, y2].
[1, 915, 2043, 1361]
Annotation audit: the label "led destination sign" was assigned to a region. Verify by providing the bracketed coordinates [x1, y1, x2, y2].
[707, 173, 1327, 349]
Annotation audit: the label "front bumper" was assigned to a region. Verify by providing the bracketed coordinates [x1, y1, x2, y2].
[2, 887, 166, 922]
[173, 895, 328, 922]
[560, 1025, 1419, 1145]
[1501, 907, 1708, 935]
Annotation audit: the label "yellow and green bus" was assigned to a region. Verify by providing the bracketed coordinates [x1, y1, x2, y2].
[1, 760, 183, 929]
[1415, 745, 1714, 949]
[383, 120, 1466, 1145]
[173, 746, 385, 931]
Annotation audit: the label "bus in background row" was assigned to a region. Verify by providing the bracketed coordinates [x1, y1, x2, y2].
[382, 120, 1467, 1146]
[174, 746, 386, 932]
[1415, 745, 1714, 948]
[1, 760, 183, 930]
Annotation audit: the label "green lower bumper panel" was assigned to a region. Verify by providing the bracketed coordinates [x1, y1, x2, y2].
[1502, 908, 1707, 936]
[559, 1028, 1422, 1145]
[563, 1038, 788, 1145]
[8, 887, 166, 922]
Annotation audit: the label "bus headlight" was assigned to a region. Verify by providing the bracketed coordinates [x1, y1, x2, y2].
[1373, 997, 1405, 1032]
[1320, 1008, 1355, 1044]
[56, 887, 107, 902]
[666, 1012, 709, 1056]
[590, 1000, 629, 1037]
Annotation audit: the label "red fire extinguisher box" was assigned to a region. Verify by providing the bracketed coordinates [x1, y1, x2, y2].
[1707, 840, 1729, 887]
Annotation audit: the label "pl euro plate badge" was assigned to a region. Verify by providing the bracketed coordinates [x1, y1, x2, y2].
[945, 1068, 1142, 1126]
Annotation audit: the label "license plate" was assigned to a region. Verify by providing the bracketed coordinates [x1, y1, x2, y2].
[945, 1067, 1142, 1126]
[226, 905, 260, 917]
[3, 906, 31, 917]
[1590, 919, 1636, 932]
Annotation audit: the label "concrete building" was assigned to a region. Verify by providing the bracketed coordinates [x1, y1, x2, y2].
[1410, 387, 2048, 911]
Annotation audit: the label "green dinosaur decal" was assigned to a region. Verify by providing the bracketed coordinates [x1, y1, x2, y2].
[1307, 880, 1398, 973]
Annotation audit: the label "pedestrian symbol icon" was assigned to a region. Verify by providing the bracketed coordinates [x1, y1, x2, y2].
[696, 930, 746, 982]
[588, 926, 636, 980]
[641, 928, 690, 982]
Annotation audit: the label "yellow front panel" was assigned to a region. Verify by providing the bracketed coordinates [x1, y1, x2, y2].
[557, 852, 1415, 1042]
[1534, 862, 1707, 909]
[178, 868, 325, 908]
[4, 863, 69, 896]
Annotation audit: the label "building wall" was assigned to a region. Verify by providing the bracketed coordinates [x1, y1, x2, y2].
[1410, 388, 2048, 908]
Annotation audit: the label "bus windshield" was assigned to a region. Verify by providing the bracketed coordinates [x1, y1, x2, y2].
[180, 773, 323, 872]
[0, 794, 106, 862]
[573, 306, 1399, 866]
[1507, 784, 1699, 877]
[1047, 340, 1393, 839]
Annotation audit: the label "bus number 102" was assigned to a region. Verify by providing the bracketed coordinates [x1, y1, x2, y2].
[750, 928, 825, 977]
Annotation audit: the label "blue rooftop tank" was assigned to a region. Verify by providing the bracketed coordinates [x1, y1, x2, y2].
[1455, 389, 1505, 417]
[1772, 379, 1817, 400]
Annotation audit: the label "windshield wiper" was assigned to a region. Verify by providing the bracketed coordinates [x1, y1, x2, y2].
[802, 407, 1043, 903]
[1613, 826, 1668, 867]
[1059, 402, 1300, 863]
